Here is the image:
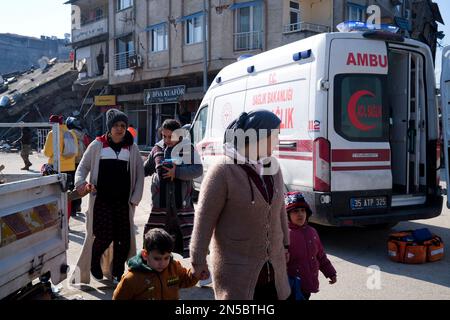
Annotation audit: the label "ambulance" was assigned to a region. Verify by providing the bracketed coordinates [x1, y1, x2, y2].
[190, 23, 444, 227]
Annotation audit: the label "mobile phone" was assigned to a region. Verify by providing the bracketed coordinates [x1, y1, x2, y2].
[162, 159, 174, 168]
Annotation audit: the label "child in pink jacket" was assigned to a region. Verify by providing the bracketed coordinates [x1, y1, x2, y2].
[285, 192, 337, 300]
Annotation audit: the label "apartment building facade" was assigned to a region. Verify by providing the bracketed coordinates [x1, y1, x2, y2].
[68, 0, 441, 148]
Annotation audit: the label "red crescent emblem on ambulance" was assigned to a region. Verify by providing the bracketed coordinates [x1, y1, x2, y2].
[347, 90, 377, 132]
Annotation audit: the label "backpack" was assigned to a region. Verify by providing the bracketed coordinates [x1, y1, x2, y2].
[62, 130, 77, 158]
[82, 133, 92, 147]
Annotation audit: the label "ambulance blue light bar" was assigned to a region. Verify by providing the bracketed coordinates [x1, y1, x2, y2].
[337, 21, 399, 33]
[293, 49, 312, 62]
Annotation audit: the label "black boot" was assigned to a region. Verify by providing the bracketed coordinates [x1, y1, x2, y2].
[90, 260, 103, 280]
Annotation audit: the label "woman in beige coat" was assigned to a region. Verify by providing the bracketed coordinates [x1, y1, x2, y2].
[70, 109, 144, 284]
[190, 110, 290, 300]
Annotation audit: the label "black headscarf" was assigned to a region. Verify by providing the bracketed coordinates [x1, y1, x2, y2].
[223, 109, 281, 144]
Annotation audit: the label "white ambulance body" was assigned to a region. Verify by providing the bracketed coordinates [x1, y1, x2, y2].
[190, 31, 443, 227]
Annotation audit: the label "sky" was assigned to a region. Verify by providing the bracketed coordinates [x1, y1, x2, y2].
[0, 0, 71, 39]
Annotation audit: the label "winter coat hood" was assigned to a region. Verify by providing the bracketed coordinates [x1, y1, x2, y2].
[127, 253, 175, 273]
[127, 253, 153, 273]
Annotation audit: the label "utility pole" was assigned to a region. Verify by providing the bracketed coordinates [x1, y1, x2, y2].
[203, 0, 208, 93]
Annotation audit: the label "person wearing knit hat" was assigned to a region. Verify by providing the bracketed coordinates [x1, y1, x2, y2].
[70, 108, 144, 285]
[285, 191, 337, 300]
[285, 192, 313, 219]
[106, 108, 128, 132]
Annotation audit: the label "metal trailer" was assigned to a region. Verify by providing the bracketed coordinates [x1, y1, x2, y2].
[0, 122, 69, 300]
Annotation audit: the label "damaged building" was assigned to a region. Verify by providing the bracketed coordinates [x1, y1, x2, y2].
[0, 60, 94, 145]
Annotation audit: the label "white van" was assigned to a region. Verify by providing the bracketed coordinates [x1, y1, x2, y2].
[190, 30, 443, 227]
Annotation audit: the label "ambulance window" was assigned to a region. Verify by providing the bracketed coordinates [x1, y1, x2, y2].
[334, 74, 388, 142]
[192, 105, 208, 145]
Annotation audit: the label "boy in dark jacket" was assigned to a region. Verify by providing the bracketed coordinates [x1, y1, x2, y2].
[113, 228, 199, 300]
[285, 192, 337, 300]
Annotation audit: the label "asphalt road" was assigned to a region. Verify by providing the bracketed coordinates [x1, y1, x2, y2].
[1, 151, 449, 300]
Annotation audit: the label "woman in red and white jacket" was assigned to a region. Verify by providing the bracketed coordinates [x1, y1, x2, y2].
[285, 192, 337, 300]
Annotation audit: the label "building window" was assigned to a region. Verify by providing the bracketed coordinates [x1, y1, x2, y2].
[115, 34, 134, 70]
[347, 2, 365, 22]
[289, 1, 301, 31]
[150, 24, 168, 52]
[185, 14, 204, 45]
[95, 7, 104, 20]
[234, 4, 263, 51]
[334, 74, 389, 142]
[117, 0, 133, 11]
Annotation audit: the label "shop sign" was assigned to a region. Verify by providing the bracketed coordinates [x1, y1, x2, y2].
[95, 95, 117, 106]
[144, 85, 186, 105]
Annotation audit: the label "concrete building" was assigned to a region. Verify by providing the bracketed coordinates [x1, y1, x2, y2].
[0, 63, 79, 127]
[64, 0, 110, 137]
[67, 0, 442, 148]
[0, 33, 71, 75]
[411, 0, 444, 63]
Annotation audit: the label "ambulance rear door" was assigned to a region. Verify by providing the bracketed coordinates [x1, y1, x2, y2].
[327, 38, 392, 211]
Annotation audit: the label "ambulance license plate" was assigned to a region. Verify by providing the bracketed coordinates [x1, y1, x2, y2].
[350, 196, 387, 210]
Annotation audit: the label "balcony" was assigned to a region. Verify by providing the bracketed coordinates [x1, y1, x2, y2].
[72, 17, 108, 43]
[234, 31, 263, 51]
[115, 50, 135, 70]
[81, 14, 106, 27]
[283, 22, 330, 34]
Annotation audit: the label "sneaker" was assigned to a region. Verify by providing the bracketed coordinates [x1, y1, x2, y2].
[90, 271, 103, 281]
